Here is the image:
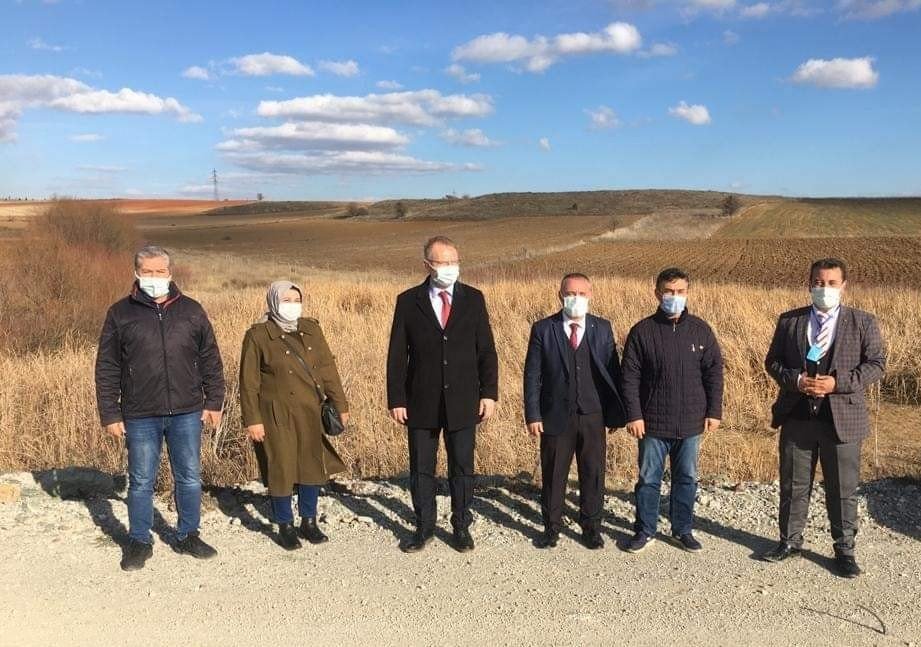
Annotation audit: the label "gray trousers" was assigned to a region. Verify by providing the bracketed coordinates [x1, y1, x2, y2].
[779, 417, 861, 556]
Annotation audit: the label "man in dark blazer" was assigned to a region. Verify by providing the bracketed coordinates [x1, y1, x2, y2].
[524, 273, 626, 549]
[387, 236, 499, 553]
[761, 258, 885, 578]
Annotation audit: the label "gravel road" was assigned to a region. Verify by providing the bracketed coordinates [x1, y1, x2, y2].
[2, 469, 919, 647]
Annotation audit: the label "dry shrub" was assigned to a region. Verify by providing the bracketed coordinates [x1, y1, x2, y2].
[0, 200, 137, 353]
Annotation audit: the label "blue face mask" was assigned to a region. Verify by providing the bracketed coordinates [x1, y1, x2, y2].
[660, 294, 687, 316]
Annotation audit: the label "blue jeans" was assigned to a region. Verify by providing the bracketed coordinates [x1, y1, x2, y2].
[124, 411, 203, 544]
[634, 434, 701, 537]
[271, 485, 320, 524]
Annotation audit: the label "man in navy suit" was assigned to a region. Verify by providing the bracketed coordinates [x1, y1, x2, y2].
[524, 273, 626, 549]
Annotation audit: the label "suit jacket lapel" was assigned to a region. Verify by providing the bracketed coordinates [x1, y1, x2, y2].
[585, 315, 617, 392]
[795, 309, 809, 366]
[830, 306, 851, 371]
[414, 278, 442, 332]
[551, 311, 571, 378]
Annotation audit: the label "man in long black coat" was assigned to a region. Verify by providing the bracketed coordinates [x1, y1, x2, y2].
[386, 236, 499, 553]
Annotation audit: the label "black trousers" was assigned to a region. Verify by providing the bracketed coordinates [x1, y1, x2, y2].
[779, 417, 862, 556]
[407, 424, 475, 533]
[539, 412, 606, 533]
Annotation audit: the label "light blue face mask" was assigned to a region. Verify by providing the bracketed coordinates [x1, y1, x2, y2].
[660, 294, 687, 316]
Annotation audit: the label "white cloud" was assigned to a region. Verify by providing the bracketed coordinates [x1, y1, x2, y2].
[69, 133, 104, 142]
[791, 56, 878, 89]
[741, 2, 773, 17]
[71, 67, 102, 79]
[224, 150, 479, 175]
[257, 89, 493, 126]
[682, 0, 737, 14]
[28, 37, 64, 52]
[723, 30, 741, 45]
[376, 80, 403, 90]
[445, 63, 480, 84]
[50, 88, 203, 122]
[182, 65, 211, 81]
[452, 22, 642, 73]
[538, 137, 551, 151]
[639, 42, 678, 58]
[668, 101, 711, 125]
[838, 0, 921, 19]
[585, 105, 622, 129]
[0, 74, 202, 142]
[217, 121, 409, 152]
[440, 128, 500, 147]
[318, 59, 360, 77]
[231, 52, 314, 77]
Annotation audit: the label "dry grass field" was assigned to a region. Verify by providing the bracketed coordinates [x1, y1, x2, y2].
[1, 197, 920, 490]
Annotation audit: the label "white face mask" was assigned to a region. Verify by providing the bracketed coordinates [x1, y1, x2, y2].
[562, 295, 589, 319]
[430, 264, 460, 288]
[277, 302, 302, 322]
[811, 287, 841, 311]
[136, 273, 171, 299]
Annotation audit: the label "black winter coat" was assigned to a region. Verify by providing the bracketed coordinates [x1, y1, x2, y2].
[620, 309, 724, 439]
[95, 282, 225, 425]
[386, 279, 499, 430]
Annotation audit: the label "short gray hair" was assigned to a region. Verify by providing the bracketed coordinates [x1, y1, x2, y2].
[423, 235, 458, 260]
[134, 245, 172, 271]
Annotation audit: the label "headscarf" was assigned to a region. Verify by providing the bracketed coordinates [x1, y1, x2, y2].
[257, 280, 303, 333]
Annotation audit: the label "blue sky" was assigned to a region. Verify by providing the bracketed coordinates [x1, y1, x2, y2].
[2, 0, 919, 200]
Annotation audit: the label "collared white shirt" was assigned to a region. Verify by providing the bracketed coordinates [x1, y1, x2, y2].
[562, 314, 586, 348]
[429, 282, 454, 328]
[806, 304, 841, 349]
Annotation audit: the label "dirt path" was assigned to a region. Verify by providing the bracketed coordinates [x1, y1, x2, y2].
[1, 472, 919, 647]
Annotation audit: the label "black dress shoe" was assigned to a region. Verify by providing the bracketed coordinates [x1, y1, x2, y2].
[401, 530, 434, 553]
[174, 532, 217, 559]
[535, 530, 559, 549]
[278, 523, 302, 551]
[758, 541, 802, 563]
[582, 528, 605, 550]
[834, 554, 862, 578]
[453, 527, 475, 553]
[299, 517, 329, 544]
[120, 539, 153, 571]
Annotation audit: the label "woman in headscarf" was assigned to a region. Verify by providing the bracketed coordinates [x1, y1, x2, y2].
[239, 280, 349, 550]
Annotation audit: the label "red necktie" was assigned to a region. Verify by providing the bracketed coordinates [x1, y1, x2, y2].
[569, 322, 579, 349]
[439, 290, 451, 328]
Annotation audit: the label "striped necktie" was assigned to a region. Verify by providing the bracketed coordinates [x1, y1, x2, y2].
[814, 311, 832, 359]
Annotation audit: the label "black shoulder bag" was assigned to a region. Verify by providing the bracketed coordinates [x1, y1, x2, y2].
[278, 335, 346, 436]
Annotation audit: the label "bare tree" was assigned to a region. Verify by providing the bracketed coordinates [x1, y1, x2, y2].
[721, 194, 742, 217]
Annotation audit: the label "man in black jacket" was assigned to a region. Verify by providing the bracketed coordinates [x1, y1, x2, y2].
[387, 236, 499, 553]
[524, 273, 625, 549]
[620, 268, 724, 554]
[95, 245, 225, 571]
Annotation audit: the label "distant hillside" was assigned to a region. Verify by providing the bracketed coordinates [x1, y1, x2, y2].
[206, 200, 345, 216]
[366, 189, 757, 220]
[202, 190, 761, 221]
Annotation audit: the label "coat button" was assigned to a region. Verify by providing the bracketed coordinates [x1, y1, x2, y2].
[308, 347, 312, 350]
[288, 370, 293, 374]
[444, 384, 449, 389]
[443, 360, 448, 365]
[281, 334, 285, 339]
[285, 350, 290, 355]
[443, 335, 448, 341]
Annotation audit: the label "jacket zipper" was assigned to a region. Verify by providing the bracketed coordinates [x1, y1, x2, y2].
[674, 320, 681, 439]
[157, 305, 174, 415]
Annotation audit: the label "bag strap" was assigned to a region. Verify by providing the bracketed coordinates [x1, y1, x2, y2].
[278, 334, 328, 401]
